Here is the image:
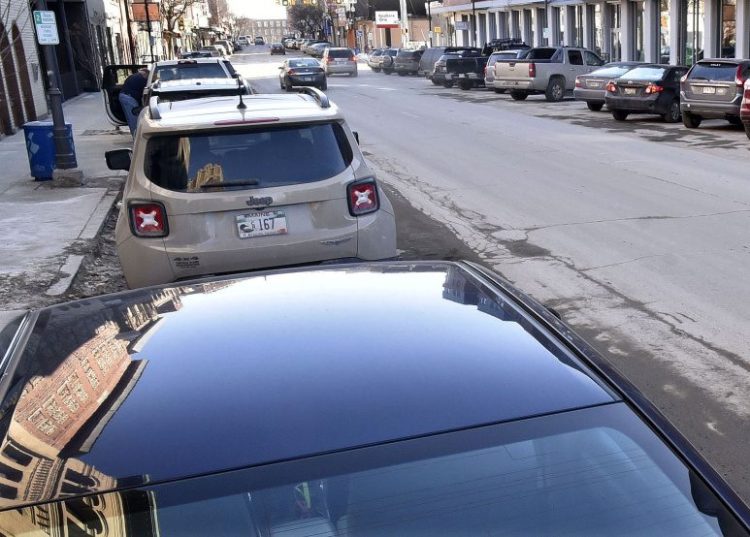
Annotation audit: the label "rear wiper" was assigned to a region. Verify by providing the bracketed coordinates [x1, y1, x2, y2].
[199, 179, 259, 189]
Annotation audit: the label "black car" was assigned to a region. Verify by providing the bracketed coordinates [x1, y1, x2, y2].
[431, 48, 483, 88]
[0, 261, 748, 535]
[270, 43, 286, 55]
[574, 61, 644, 111]
[680, 59, 750, 129]
[421, 46, 481, 84]
[394, 49, 424, 76]
[605, 64, 689, 122]
[279, 57, 326, 91]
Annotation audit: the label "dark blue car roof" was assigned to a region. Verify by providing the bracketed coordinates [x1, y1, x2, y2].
[0, 262, 615, 509]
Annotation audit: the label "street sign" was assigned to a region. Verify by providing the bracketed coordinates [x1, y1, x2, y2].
[434, 26, 442, 34]
[33, 11, 59, 46]
[543, 27, 551, 39]
[454, 21, 469, 31]
[375, 11, 399, 28]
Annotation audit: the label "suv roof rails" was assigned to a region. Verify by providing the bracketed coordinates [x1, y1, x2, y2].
[149, 95, 161, 120]
[299, 86, 330, 109]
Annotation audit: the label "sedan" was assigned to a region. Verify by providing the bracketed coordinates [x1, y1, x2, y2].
[0, 261, 748, 534]
[574, 61, 644, 111]
[605, 64, 689, 122]
[270, 43, 286, 55]
[279, 57, 327, 91]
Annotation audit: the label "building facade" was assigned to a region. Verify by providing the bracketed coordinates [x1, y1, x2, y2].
[246, 19, 291, 43]
[0, 0, 47, 136]
[430, 0, 748, 65]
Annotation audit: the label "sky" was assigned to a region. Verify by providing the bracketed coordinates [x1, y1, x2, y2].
[227, 0, 287, 20]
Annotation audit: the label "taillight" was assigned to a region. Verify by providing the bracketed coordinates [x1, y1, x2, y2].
[575, 76, 582, 88]
[528, 62, 536, 78]
[644, 83, 664, 94]
[606, 81, 617, 93]
[347, 179, 379, 216]
[129, 202, 168, 238]
[735, 64, 746, 88]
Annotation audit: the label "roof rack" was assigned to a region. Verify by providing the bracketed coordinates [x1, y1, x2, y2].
[148, 95, 161, 120]
[299, 86, 330, 109]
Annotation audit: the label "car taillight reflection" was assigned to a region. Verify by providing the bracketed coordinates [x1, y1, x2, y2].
[735, 64, 746, 88]
[606, 81, 617, 93]
[347, 180, 379, 216]
[129, 202, 168, 238]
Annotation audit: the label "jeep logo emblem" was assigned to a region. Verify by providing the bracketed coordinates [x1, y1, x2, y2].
[245, 196, 273, 208]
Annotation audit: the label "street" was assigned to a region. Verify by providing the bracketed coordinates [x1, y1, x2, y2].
[237, 47, 750, 499]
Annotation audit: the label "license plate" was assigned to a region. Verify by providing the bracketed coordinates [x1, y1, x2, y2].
[236, 210, 288, 239]
[587, 80, 602, 88]
[302, 76, 312, 81]
[702, 86, 716, 94]
[624, 88, 636, 95]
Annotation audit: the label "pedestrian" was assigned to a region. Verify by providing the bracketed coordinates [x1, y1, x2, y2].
[118, 68, 149, 138]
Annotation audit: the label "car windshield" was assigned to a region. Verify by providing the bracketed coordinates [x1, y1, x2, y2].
[153, 63, 226, 81]
[9, 404, 736, 535]
[398, 50, 420, 59]
[689, 62, 739, 81]
[622, 66, 667, 80]
[143, 123, 352, 192]
[289, 59, 320, 67]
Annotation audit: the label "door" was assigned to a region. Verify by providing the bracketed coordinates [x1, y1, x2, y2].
[102, 64, 146, 126]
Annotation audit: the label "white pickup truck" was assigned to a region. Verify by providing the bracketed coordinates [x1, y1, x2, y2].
[493, 46, 605, 102]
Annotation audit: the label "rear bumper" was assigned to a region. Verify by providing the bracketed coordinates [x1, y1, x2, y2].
[574, 88, 605, 102]
[395, 63, 419, 72]
[605, 94, 666, 114]
[493, 79, 534, 91]
[288, 74, 326, 86]
[680, 97, 741, 119]
[326, 63, 357, 74]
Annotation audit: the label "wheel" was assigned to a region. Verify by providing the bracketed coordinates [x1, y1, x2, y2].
[682, 111, 702, 128]
[612, 109, 629, 121]
[586, 101, 604, 112]
[458, 79, 473, 91]
[284, 78, 293, 92]
[442, 81, 454, 88]
[351, 70, 358, 77]
[728, 116, 742, 127]
[431, 78, 440, 86]
[280, 79, 285, 90]
[545, 77, 565, 102]
[663, 100, 681, 123]
[493, 88, 505, 94]
[510, 90, 528, 101]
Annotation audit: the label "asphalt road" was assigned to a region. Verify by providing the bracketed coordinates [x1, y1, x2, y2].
[236, 45, 750, 502]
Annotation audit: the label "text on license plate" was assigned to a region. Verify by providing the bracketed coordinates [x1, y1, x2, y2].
[624, 88, 637, 95]
[236, 210, 288, 239]
[702, 86, 716, 94]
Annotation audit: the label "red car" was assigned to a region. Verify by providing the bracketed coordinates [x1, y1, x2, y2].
[741, 79, 750, 139]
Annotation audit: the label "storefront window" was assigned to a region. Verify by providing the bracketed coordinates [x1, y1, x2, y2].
[609, 3, 622, 61]
[634, 1, 645, 61]
[660, 0, 670, 63]
[558, 7, 565, 45]
[720, 0, 736, 57]
[682, 0, 704, 64]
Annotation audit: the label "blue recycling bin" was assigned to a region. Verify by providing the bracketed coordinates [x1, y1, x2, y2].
[22, 121, 76, 181]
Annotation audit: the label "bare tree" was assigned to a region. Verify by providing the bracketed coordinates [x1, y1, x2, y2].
[288, 3, 325, 38]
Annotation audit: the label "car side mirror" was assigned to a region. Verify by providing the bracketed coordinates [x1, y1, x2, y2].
[353, 131, 360, 145]
[106, 149, 132, 171]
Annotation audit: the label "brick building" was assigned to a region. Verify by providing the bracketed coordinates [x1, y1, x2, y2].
[246, 19, 291, 43]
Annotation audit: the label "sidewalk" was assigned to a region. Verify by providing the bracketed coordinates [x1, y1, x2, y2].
[0, 92, 131, 331]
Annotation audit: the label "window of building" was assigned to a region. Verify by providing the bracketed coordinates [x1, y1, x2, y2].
[720, 0, 736, 57]
[681, 0, 704, 64]
[592, 4, 603, 56]
[609, 3, 622, 61]
[574, 5, 584, 47]
[634, 1, 645, 61]
[512, 11, 521, 39]
[557, 7, 565, 45]
[660, 0, 671, 63]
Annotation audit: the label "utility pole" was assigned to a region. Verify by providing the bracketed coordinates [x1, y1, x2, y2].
[35, 0, 77, 171]
[399, 0, 408, 45]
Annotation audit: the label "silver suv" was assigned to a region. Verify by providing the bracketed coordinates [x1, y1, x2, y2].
[105, 89, 397, 288]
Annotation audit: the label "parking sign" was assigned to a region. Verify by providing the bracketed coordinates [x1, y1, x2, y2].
[33, 11, 60, 46]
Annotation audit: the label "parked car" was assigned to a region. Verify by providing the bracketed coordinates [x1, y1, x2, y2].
[198, 45, 223, 57]
[2, 261, 749, 535]
[282, 37, 296, 48]
[485, 49, 529, 91]
[322, 47, 357, 76]
[741, 79, 750, 138]
[270, 43, 286, 55]
[574, 61, 644, 110]
[394, 49, 424, 76]
[680, 59, 750, 129]
[303, 40, 330, 55]
[366, 48, 384, 71]
[179, 50, 213, 59]
[493, 46, 605, 101]
[254, 36, 265, 45]
[605, 64, 689, 122]
[143, 58, 237, 104]
[104, 89, 396, 288]
[422, 47, 480, 84]
[279, 57, 327, 91]
[215, 40, 233, 56]
[377, 48, 399, 74]
[148, 78, 253, 103]
[431, 48, 483, 87]
[238, 36, 249, 46]
[307, 42, 331, 58]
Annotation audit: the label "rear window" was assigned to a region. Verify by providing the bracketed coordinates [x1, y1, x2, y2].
[154, 63, 226, 82]
[622, 66, 667, 81]
[328, 49, 353, 58]
[144, 123, 353, 193]
[526, 48, 557, 60]
[288, 59, 320, 67]
[397, 50, 419, 59]
[488, 52, 519, 65]
[590, 65, 637, 78]
[688, 62, 740, 81]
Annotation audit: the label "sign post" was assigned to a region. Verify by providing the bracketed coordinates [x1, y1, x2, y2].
[33, 4, 77, 172]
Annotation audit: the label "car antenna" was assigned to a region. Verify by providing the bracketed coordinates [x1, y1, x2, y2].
[237, 78, 247, 110]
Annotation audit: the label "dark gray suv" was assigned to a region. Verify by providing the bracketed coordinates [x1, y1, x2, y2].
[680, 59, 750, 129]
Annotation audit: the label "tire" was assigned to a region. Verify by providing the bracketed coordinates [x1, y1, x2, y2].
[510, 90, 528, 101]
[586, 101, 604, 112]
[663, 100, 681, 123]
[612, 109, 629, 121]
[284, 78, 293, 92]
[431, 78, 440, 86]
[545, 77, 566, 102]
[397, 71, 407, 76]
[458, 79, 473, 91]
[442, 81, 454, 88]
[682, 111, 702, 128]
[727, 116, 742, 127]
[280, 79, 285, 90]
[493, 88, 505, 94]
